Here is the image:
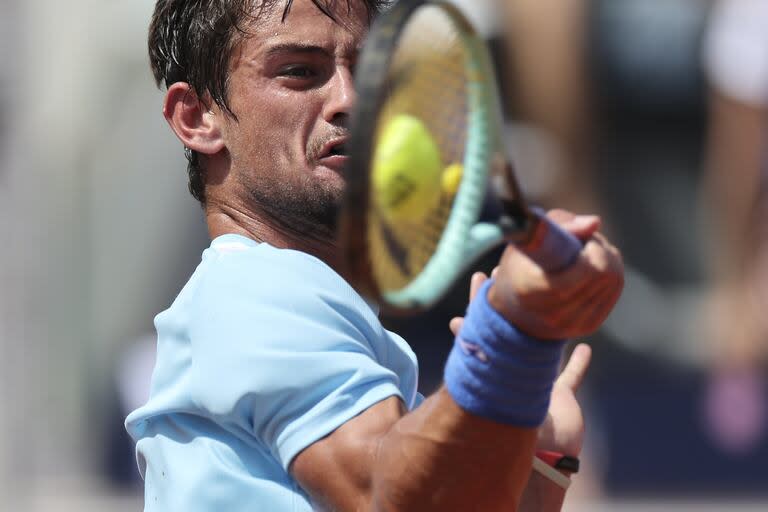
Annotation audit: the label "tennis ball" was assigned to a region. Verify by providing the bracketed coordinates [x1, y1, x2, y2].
[441, 163, 463, 197]
[372, 115, 443, 223]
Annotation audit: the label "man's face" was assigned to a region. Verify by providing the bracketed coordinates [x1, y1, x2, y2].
[216, 0, 368, 234]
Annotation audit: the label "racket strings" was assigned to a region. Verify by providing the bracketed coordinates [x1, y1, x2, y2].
[371, 196, 455, 289]
[368, 6, 472, 292]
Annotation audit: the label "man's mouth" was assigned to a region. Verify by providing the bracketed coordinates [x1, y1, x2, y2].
[319, 137, 349, 158]
[316, 137, 350, 171]
[327, 142, 347, 157]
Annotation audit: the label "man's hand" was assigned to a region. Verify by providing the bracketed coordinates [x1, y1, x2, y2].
[539, 343, 591, 456]
[450, 210, 612, 458]
[450, 268, 595, 512]
[488, 210, 624, 340]
[450, 273, 592, 457]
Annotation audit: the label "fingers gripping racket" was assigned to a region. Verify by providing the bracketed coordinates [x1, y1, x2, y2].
[339, 0, 581, 314]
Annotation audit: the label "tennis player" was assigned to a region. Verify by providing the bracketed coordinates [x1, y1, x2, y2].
[125, 1, 624, 511]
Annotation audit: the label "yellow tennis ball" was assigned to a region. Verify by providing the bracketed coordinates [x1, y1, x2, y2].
[441, 163, 463, 197]
[372, 114, 443, 223]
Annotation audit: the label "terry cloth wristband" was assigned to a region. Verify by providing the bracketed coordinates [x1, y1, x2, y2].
[444, 279, 567, 427]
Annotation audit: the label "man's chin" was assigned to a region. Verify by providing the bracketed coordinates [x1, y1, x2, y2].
[313, 164, 348, 195]
[243, 164, 346, 242]
[311, 165, 347, 201]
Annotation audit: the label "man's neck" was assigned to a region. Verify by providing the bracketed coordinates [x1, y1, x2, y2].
[206, 204, 341, 270]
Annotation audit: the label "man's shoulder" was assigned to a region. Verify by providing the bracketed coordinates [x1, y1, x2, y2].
[194, 236, 354, 303]
[203, 234, 334, 281]
[179, 235, 381, 339]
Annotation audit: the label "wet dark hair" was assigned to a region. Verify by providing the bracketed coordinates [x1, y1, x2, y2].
[148, 0, 387, 204]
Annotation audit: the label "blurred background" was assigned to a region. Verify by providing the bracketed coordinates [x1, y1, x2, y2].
[1, 0, 766, 510]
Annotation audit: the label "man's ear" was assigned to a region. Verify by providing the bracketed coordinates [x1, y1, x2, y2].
[163, 83, 225, 155]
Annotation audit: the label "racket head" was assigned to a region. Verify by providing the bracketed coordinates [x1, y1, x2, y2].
[340, 0, 528, 314]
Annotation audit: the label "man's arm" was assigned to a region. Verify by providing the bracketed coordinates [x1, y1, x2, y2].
[293, 391, 538, 512]
[518, 470, 568, 511]
[293, 212, 622, 512]
[518, 343, 593, 511]
[295, 344, 593, 512]
[445, 274, 592, 512]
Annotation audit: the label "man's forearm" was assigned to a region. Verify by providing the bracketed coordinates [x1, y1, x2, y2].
[372, 387, 538, 512]
[518, 469, 568, 512]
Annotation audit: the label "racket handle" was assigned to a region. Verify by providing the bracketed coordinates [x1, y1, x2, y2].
[522, 209, 582, 273]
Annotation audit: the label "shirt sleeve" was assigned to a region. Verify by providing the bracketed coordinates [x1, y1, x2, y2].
[186, 249, 405, 471]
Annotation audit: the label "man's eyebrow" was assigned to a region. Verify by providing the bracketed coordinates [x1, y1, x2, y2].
[265, 43, 332, 57]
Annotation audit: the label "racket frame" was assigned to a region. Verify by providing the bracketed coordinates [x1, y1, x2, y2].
[340, 0, 539, 314]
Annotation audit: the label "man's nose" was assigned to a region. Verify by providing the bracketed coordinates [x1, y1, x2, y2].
[323, 66, 357, 125]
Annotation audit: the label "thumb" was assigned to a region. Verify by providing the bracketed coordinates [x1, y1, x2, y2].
[556, 343, 592, 392]
[449, 317, 463, 336]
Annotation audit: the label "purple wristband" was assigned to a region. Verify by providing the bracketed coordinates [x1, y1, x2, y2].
[444, 279, 567, 427]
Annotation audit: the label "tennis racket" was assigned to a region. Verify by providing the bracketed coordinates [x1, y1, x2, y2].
[339, 0, 582, 314]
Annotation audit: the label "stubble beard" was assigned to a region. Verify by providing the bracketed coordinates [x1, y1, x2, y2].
[244, 169, 343, 246]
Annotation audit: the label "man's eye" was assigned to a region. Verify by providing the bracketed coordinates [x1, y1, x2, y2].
[280, 66, 315, 79]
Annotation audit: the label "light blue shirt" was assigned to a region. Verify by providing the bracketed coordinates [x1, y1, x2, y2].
[126, 234, 421, 511]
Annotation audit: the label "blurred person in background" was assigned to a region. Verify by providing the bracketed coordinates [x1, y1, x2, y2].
[502, 0, 598, 216]
[125, 1, 623, 511]
[502, 0, 768, 498]
[701, 0, 768, 454]
[500, 0, 605, 501]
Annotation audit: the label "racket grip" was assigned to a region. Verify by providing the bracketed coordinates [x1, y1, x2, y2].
[523, 209, 582, 273]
